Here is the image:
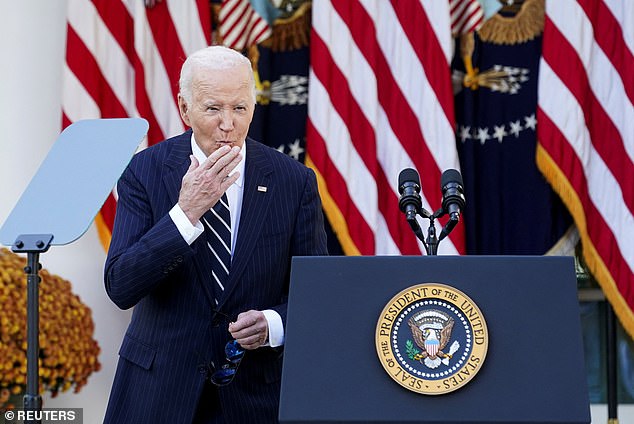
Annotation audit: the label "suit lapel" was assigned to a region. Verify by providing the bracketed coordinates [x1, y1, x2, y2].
[219, 139, 273, 305]
[162, 130, 219, 307]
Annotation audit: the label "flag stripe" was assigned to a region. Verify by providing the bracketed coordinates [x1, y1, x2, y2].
[310, 5, 416, 255]
[249, 19, 271, 47]
[169, 0, 211, 53]
[548, 1, 634, 164]
[538, 0, 634, 336]
[62, 64, 101, 122]
[335, 0, 442, 207]
[578, 0, 634, 106]
[221, 1, 252, 47]
[145, 5, 189, 106]
[603, 0, 634, 56]
[320, 0, 441, 243]
[72, 3, 139, 117]
[449, 0, 484, 35]
[306, 121, 376, 254]
[242, 8, 259, 47]
[220, 0, 248, 39]
[538, 112, 633, 300]
[538, 60, 634, 266]
[219, 0, 272, 50]
[310, 0, 431, 230]
[450, 0, 471, 17]
[310, 33, 420, 253]
[308, 0, 463, 255]
[64, 1, 210, 249]
[91, 0, 166, 144]
[308, 69, 382, 236]
[309, 34, 377, 179]
[454, 7, 483, 37]
[543, 16, 634, 215]
[133, 8, 185, 138]
[65, 27, 129, 119]
[92, 0, 135, 64]
[391, 0, 455, 136]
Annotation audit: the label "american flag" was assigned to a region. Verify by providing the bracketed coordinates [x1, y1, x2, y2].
[218, 0, 274, 50]
[62, 0, 211, 249]
[537, 0, 634, 335]
[307, 0, 464, 255]
[449, 0, 484, 36]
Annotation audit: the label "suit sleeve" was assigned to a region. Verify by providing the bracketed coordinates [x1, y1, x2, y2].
[104, 165, 194, 310]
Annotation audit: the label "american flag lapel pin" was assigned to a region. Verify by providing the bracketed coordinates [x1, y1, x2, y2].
[257, 185, 268, 193]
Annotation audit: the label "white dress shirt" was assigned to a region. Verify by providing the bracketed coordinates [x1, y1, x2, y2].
[168, 134, 284, 347]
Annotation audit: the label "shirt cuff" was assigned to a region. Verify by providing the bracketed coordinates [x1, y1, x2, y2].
[262, 309, 285, 347]
[169, 204, 204, 245]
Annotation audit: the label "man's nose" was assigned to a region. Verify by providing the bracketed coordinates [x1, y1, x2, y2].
[219, 109, 234, 131]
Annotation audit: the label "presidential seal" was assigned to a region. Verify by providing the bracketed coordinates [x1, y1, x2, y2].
[375, 283, 488, 395]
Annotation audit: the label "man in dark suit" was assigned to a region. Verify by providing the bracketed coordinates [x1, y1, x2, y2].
[103, 45, 328, 423]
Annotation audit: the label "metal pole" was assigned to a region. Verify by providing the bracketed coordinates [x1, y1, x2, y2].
[13, 235, 52, 424]
[606, 303, 618, 424]
[23, 251, 42, 423]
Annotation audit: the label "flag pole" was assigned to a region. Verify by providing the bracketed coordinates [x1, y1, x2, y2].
[606, 303, 618, 424]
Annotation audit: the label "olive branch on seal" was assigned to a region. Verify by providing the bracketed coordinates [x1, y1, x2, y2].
[406, 339, 423, 361]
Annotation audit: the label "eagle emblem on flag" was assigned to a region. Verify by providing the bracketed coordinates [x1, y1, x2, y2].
[408, 310, 460, 369]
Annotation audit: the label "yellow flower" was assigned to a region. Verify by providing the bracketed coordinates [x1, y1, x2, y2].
[0, 248, 101, 407]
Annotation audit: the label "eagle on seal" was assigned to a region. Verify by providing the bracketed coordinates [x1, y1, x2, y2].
[408, 310, 459, 369]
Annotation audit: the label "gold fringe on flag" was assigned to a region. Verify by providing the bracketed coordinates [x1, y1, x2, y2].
[536, 143, 634, 339]
[211, 3, 223, 45]
[261, 1, 311, 52]
[95, 212, 112, 252]
[305, 154, 361, 256]
[477, 0, 544, 45]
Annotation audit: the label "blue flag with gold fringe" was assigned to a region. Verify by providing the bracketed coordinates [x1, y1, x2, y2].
[451, 4, 571, 255]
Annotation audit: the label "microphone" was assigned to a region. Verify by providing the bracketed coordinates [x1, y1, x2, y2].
[398, 168, 422, 221]
[439, 169, 465, 240]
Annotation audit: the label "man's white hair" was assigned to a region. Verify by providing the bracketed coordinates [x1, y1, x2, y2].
[179, 45, 256, 105]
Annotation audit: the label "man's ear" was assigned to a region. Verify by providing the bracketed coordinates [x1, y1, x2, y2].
[178, 94, 191, 126]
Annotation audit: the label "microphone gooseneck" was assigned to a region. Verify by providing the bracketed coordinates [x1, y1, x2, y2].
[397, 167, 466, 253]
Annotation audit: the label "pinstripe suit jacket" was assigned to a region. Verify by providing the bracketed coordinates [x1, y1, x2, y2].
[103, 130, 328, 423]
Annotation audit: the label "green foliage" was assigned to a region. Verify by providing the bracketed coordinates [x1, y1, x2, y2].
[406, 339, 420, 360]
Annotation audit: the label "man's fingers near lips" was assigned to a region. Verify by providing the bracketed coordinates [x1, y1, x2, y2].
[210, 147, 241, 176]
[200, 145, 240, 170]
[199, 145, 229, 170]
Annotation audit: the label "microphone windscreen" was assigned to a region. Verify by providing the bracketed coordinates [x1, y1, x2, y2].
[398, 168, 420, 189]
[440, 169, 463, 188]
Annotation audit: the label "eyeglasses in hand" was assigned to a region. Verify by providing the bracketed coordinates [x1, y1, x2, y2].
[210, 339, 245, 386]
[207, 309, 246, 386]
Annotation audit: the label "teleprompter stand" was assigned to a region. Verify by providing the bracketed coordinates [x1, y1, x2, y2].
[0, 119, 148, 423]
[11, 235, 53, 416]
[280, 256, 591, 424]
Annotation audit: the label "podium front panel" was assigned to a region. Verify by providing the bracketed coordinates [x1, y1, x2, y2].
[280, 256, 590, 424]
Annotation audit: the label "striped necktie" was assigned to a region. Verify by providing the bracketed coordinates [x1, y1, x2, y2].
[201, 193, 231, 303]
